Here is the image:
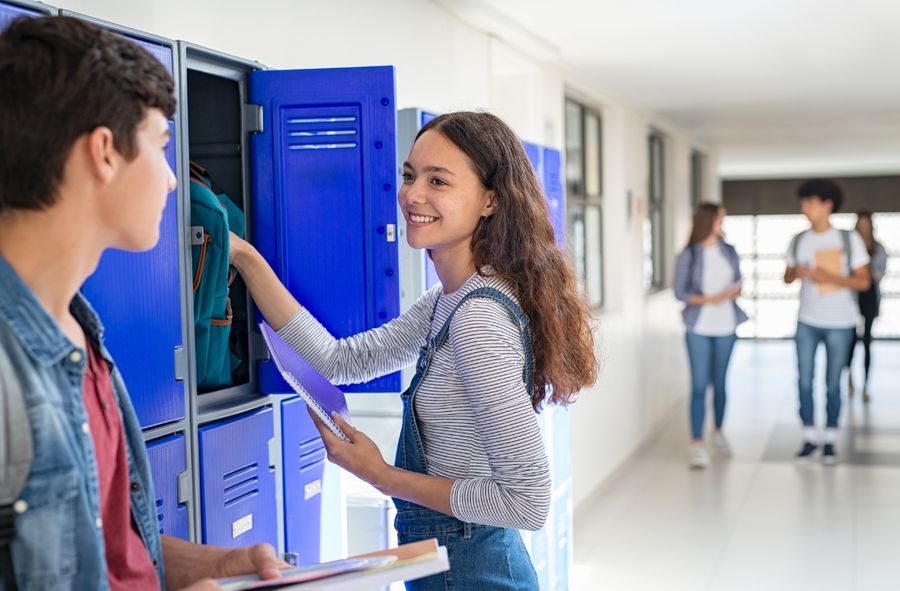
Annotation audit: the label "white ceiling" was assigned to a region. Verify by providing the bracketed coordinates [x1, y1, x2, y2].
[445, 0, 900, 179]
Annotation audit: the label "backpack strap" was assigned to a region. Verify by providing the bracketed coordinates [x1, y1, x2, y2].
[789, 230, 808, 267]
[840, 229, 852, 276]
[0, 345, 31, 591]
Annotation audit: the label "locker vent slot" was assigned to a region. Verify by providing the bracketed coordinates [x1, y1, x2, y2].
[289, 129, 356, 137]
[224, 477, 259, 495]
[298, 456, 325, 471]
[223, 463, 258, 481]
[224, 489, 259, 508]
[222, 462, 260, 508]
[284, 112, 360, 151]
[288, 143, 357, 151]
[297, 446, 327, 471]
[288, 117, 357, 124]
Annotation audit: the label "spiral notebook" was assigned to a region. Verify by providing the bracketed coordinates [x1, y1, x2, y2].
[258, 321, 351, 441]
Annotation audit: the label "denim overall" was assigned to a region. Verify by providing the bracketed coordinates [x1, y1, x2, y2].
[393, 287, 540, 591]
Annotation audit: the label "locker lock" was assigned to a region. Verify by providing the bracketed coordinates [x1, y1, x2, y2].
[385, 224, 396, 242]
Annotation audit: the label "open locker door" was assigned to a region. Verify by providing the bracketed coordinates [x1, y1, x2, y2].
[249, 66, 400, 394]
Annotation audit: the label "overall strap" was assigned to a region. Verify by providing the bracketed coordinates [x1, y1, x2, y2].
[430, 286, 534, 394]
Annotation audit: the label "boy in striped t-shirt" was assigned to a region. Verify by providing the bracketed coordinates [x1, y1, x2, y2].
[784, 179, 870, 465]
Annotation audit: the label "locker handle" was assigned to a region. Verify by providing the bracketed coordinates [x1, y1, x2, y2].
[176, 470, 190, 506]
[267, 437, 278, 470]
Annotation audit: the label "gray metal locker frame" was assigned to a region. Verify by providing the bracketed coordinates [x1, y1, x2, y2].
[2, 0, 54, 16]
[59, 8, 198, 543]
[176, 41, 284, 550]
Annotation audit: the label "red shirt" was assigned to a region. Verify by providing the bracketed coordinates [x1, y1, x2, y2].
[82, 341, 160, 591]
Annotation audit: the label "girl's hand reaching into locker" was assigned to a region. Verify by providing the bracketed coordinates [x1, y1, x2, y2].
[228, 231, 254, 270]
[307, 407, 389, 487]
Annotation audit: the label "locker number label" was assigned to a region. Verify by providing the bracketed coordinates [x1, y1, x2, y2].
[305, 479, 322, 500]
[232, 514, 253, 539]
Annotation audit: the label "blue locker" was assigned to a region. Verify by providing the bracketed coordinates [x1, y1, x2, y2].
[199, 408, 278, 548]
[281, 397, 326, 565]
[523, 141, 543, 184]
[146, 433, 189, 540]
[80, 29, 184, 429]
[82, 121, 182, 428]
[542, 147, 566, 246]
[552, 406, 572, 487]
[0, 0, 52, 31]
[420, 110, 437, 127]
[553, 491, 572, 591]
[529, 526, 552, 591]
[250, 67, 400, 393]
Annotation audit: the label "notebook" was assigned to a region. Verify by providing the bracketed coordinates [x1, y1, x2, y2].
[814, 248, 843, 295]
[258, 321, 351, 441]
[216, 556, 397, 590]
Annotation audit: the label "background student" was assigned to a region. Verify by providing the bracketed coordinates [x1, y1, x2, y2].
[229, 111, 598, 590]
[674, 203, 747, 469]
[784, 179, 870, 465]
[0, 16, 286, 590]
[846, 210, 888, 403]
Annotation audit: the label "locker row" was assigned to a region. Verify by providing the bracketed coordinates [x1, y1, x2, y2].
[2, 1, 574, 587]
[146, 398, 326, 565]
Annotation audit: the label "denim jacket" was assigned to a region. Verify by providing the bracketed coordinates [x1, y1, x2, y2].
[673, 240, 749, 330]
[0, 255, 164, 590]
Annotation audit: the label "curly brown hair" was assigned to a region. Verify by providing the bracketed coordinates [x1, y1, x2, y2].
[418, 112, 598, 410]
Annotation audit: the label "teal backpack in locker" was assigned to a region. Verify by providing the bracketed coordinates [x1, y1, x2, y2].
[189, 161, 245, 392]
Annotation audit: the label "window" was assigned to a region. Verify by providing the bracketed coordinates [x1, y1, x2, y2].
[565, 98, 603, 307]
[644, 132, 665, 290]
[723, 212, 900, 339]
[690, 150, 705, 209]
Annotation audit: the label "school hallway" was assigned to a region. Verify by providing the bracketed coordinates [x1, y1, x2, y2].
[571, 340, 900, 591]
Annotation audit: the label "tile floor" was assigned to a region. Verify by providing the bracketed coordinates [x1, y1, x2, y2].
[572, 340, 900, 591]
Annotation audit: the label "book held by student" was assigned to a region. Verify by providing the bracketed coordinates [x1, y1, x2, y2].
[259, 320, 351, 441]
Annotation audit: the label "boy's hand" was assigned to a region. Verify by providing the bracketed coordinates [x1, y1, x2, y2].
[208, 543, 289, 582]
[809, 267, 836, 285]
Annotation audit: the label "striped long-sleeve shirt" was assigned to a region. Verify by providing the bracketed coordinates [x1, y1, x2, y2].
[277, 271, 551, 531]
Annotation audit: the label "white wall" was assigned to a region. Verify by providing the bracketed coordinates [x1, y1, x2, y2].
[60, 0, 719, 515]
[59, 0, 492, 115]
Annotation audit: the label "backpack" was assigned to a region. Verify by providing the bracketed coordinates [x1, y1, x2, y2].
[189, 162, 245, 392]
[790, 229, 852, 276]
[0, 344, 31, 591]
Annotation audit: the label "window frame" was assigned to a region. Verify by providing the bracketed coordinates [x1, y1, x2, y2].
[690, 149, 705, 209]
[645, 131, 666, 291]
[564, 97, 604, 308]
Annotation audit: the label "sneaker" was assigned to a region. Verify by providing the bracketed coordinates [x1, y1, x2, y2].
[822, 444, 838, 466]
[795, 441, 817, 464]
[713, 432, 733, 457]
[689, 444, 709, 470]
[862, 388, 871, 404]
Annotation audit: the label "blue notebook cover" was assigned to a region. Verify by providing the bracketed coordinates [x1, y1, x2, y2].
[258, 321, 351, 441]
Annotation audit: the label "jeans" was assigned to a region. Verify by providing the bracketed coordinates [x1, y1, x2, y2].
[796, 321, 855, 428]
[685, 332, 737, 440]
